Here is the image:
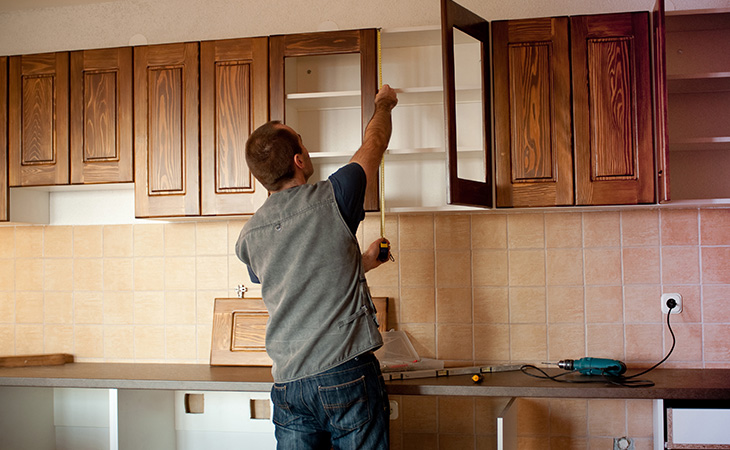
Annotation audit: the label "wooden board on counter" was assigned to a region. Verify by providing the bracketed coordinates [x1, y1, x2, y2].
[0, 354, 74, 368]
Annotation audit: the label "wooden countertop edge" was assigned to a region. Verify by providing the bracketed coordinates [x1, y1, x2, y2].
[0, 364, 728, 400]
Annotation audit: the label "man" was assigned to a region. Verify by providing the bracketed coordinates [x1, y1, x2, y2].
[235, 84, 398, 449]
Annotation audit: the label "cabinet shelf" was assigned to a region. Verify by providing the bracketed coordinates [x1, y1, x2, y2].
[667, 72, 730, 93]
[668, 136, 730, 151]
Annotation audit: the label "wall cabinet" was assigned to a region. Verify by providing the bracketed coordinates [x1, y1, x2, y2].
[269, 29, 380, 211]
[491, 12, 654, 207]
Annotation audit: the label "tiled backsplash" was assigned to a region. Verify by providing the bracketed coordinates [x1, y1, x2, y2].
[1, 207, 728, 448]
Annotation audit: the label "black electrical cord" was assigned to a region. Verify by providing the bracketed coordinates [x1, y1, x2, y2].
[521, 300, 678, 388]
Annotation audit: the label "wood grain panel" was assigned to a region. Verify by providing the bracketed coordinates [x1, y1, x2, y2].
[70, 47, 133, 184]
[493, 17, 572, 207]
[269, 29, 379, 211]
[8, 52, 69, 186]
[200, 37, 269, 216]
[0, 56, 7, 221]
[654, 0, 670, 202]
[572, 13, 655, 205]
[134, 42, 199, 217]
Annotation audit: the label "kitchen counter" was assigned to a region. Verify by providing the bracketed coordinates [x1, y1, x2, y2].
[1, 363, 729, 400]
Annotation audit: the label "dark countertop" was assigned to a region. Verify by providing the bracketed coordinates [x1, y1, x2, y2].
[1, 363, 728, 400]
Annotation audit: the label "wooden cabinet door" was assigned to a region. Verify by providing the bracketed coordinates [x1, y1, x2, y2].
[493, 17, 573, 207]
[572, 13, 655, 205]
[269, 29, 380, 211]
[70, 47, 133, 184]
[8, 52, 69, 187]
[441, 0, 493, 208]
[134, 42, 200, 218]
[0, 56, 7, 221]
[200, 37, 269, 216]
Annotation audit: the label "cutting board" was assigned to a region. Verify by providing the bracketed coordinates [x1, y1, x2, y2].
[210, 297, 388, 366]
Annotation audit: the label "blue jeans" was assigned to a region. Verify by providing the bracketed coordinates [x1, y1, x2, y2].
[270, 351, 390, 450]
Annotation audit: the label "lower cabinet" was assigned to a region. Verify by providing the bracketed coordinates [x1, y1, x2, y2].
[0, 387, 276, 450]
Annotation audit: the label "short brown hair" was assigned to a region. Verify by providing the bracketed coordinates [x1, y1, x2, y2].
[245, 121, 302, 191]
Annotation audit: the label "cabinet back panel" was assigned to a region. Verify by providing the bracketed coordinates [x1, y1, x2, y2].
[83, 71, 118, 162]
[148, 67, 184, 194]
[21, 75, 56, 165]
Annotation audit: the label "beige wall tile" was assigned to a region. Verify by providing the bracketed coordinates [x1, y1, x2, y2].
[74, 291, 103, 324]
[104, 225, 133, 257]
[508, 214, 544, 249]
[474, 397, 506, 435]
[586, 324, 624, 360]
[73, 225, 103, 258]
[621, 210, 659, 246]
[703, 285, 730, 323]
[0, 227, 15, 258]
[661, 209, 698, 246]
[546, 248, 583, 285]
[545, 212, 582, 248]
[134, 257, 164, 291]
[227, 219, 248, 248]
[472, 214, 507, 249]
[16, 324, 44, 354]
[510, 324, 547, 361]
[165, 256, 197, 291]
[438, 434, 474, 450]
[583, 212, 620, 248]
[473, 250, 508, 286]
[399, 323, 435, 359]
[134, 291, 165, 325]
[437, 323, 473, 361]
[473, 323, 509, 361]
[0, 259, 14, 290]
[700, 208, 730, 245]
[16, 291, 43, 323]
[16, 227, 43, 258]
[473, 287, 508, 323]
[104, 257, 133, 291]
[623, 247, 660, 284]
[365, 251, 400, 287]
[0, 292, 14, 323]
[401, 396, 438, 433]
[195, 255, 227, 291]
[435, 214, 471, 250]
[44, 258, 73, 291]
[436, 287, 471, 324]
[435, 250, 471, 287]
[705, 323, 730, 362]
[74, 258, 103, 291]
[360, 214, 398, 252]
[547, 286, 584, 324]
[400, 250, 435, 287]
[509, 287, 545, 323]
[548, 324, 586, 360]
[585, 285, 623, 323]
[197, 324, 213, 364]
[400, 287, 435, 323]
[516, 398, 550, 435]
[665, 323, 703, 362]
[0, 324, 15, 354]
[624, 285, 662, 323]
[701, 247, 730, 284]
[104, 291, 134, 325]
[584, 248, 621, 285]
[16, 258, 43, 291]
[134, 325, 165, 359]
[44, 292, 73, 324]
[164, 222, 197, 256]
[508, 250, 545, 286]
[165, 290, 196, 325]
[75, 325, 104, 359]
[196, 291, 224, 325]
[399, 214, 434, 250]
[662, 246, 700, 284]
[549, 398, 588, 437]
[196, 221, 229, 255]
[44, 324, 73, 353]
[133, 224, 164, 257]
[44, 226, 73, 258]
[104, 325, 134, 360]
[587, 399, 626, 437]
[438, 397, 474, 434]
[166, 325, 197, 360]
[627, 400, 654, 439]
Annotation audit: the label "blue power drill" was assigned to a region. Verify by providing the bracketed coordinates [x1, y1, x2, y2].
[556, 357, 627, 376]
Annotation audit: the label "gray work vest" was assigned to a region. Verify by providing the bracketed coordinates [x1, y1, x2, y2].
[235, 180, 382, 383]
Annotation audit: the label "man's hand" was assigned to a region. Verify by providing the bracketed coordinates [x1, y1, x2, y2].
[375, 84, 398, 112]
[362, 238, 391, 273]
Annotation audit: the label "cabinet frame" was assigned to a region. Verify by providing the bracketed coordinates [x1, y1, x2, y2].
[0, 56, 7, 221]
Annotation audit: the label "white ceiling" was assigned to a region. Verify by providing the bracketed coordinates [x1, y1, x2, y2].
[0, 0, 114, 13]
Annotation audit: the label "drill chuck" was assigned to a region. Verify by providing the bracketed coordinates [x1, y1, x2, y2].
[557, 357, 627, 376]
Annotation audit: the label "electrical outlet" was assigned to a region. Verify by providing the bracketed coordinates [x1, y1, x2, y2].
[613, 436, 635, 450]
[389, 400, 399, 420]
[661, 293, 683, 314]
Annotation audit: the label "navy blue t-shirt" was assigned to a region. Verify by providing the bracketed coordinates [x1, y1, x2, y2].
[247, 163, 366, 284]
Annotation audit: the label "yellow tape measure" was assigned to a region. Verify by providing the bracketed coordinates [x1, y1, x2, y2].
[378, 29, 385, 240]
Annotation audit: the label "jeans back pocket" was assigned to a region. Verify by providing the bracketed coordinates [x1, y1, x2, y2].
[318, 375, 371, 431]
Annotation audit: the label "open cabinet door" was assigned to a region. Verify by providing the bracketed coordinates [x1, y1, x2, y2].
[441, 0, 493, 207]
[653, 0, 670, 203]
